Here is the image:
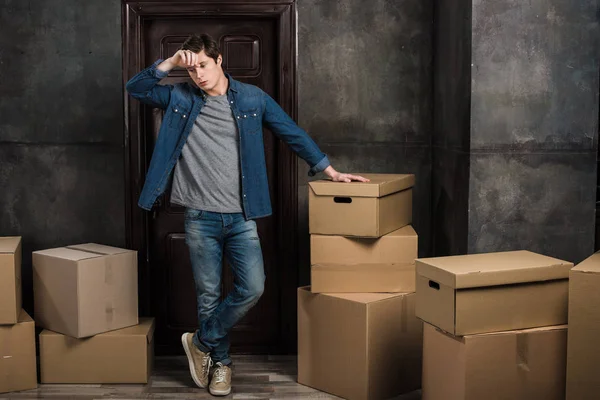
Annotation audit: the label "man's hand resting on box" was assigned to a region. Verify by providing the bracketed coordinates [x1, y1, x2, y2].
[324, 166, 370, 183]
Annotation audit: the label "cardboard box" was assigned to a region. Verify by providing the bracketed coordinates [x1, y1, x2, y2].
[416, 250, 572, 335]
[566, 251, 600, 400]
[40, 318, 154, 383]
[308, 173, 414, 238]
[0, 236, 22, 324]
[311, 225, 418, 265]
[33, 243, 138, 338]
[298, 286, 422, 400]
[311, 262, 415, 293]
[0, 310, 37, 393]
[422, 323, 567, 400]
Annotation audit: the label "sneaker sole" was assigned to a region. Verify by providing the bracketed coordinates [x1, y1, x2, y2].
[181, 333, 207, 389]
[209, 387, 232, 396]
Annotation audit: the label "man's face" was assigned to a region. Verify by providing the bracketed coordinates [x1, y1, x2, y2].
[186, 50, 223, 92]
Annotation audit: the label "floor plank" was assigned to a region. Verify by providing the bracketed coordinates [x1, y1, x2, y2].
[1, 355, 421, 400]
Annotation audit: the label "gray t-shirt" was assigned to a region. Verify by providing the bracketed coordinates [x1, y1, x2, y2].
[170, 94, 243, 213]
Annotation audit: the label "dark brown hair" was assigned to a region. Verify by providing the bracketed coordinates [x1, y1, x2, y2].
[180, 34, 220, 64]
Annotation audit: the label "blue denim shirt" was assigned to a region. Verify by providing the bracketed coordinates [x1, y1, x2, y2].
[125, 60, 330, 219]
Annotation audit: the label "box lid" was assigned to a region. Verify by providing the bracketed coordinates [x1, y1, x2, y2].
[0, 236, 21, 253]
[416, 250, 572, 289]
[67, 243, 133, 256]
[308, 174, 414, 198]
[33, 244, 134, 262]
[572, 251, 600, 273]
[33, 247, 100, 261]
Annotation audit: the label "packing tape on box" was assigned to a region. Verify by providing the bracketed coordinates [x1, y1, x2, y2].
[105, 259, 114, 285]
[400, 296, 408, 333]
[516, 332, 530, 372]
[105, 301, 114, 324]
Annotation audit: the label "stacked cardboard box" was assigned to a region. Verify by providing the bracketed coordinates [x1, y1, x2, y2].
[33, 243, 154, 384]
[299, 173, 422, 400]
[0, 236, 37, 394]
[566, 250, 600, 400]
[416, 251, 573, 400]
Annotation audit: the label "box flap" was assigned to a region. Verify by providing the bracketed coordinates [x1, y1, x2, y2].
[386, 225, 418, 237]
[0, 236, 21, 253]
[416, 250, 573, 289]
[322, 290, 408, 304]
[308, 174, 415, 198]
[18, 309, 33, 324]
[67, 243, 133, 256]
[33, 247, 101, 261]
[572, 251, 600, 273]
[465, 324, 567, 338]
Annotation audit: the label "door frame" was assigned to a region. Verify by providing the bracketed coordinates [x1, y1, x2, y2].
[121, 0, 299, 354]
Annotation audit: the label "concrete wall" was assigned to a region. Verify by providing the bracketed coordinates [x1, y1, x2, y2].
[468, 0, 599, 263]
[0, 0, 125, 313]
[297, 0, 434, 284]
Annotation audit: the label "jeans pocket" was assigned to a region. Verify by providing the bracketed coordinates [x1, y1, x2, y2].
[185, 208, 204, 221]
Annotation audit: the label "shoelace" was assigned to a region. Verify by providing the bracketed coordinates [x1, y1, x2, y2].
[213, 362, 228, 383]
[202, 356, 213, 376]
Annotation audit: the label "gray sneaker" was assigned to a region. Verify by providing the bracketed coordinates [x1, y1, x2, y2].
[209, 362, 232, 396]
[181, 332, 212, 388]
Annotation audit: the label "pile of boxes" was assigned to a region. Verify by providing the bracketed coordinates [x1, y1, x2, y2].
[33, 243, 154, 384]
[0, 236, 37, 394]
[298, 173, 422, 400]
[416, 250, 573, 399]
[0, 238, 155, 395]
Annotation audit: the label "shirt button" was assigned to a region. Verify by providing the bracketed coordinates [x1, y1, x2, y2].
[243, 194, 246, 197]
[174, 109, 178, 112]
[230, 101, 234, 104]
[244, 115, 247, 118]
[253, 113, 257, 117]
[237, 116, 240, 119]
[183, 115, 187, 118]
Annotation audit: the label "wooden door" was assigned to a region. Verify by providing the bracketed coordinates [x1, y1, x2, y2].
[123, 1, 298, 356]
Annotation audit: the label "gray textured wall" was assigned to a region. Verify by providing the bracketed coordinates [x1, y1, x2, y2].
[0, 0, 125, 314]
[468, 0, 599, 263]
[297, 0, 434, 284]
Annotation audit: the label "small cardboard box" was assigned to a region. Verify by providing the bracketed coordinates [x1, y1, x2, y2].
[416, 250, 572, 335]
[308, 174, 414, 238]
[0, 237, 22, 324]
[311, 263, 415, 293]
[566, 251, 600, 400]
[311, 225, 418, 265]
[40, 318, 155, 383]
[0, 310, 37, 393]
[298, 287, 422, 400]
[422, 323, 567, 400]
[33, 243, 138, 338]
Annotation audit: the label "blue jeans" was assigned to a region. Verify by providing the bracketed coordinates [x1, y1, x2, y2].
[184, 209, 265, 366]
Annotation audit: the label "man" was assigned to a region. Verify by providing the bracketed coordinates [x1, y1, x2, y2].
[126, 33, 368, 396]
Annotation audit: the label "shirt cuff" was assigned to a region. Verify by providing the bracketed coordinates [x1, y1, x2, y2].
[150, 59, 169, 79]
[308, 155, 331, 177]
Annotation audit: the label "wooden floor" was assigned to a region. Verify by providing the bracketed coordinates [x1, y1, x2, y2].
[1, 355, 422, 400]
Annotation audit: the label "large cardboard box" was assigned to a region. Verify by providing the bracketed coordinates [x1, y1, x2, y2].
[566, 251, 600, 400]
[0, 310, 37, 393]
[0, 236, 22, 324]
[311, 225, 418, 265]
[311, 262, 415, 293]
[308, 174, 414, 238]
[422, 323, 567, 400]
[416, 250, 572, 335]
[298, 286, 422, 400]
[33, 243, 138, 338]
[40, 318, 155, 383]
